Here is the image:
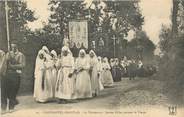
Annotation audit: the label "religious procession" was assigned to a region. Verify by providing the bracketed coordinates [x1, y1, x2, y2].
[33, 43, 157, 103]
[1, 0, 184, 116]
[0, 41, 157, 113]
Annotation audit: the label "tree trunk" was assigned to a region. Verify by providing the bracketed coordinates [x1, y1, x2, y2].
[0, 2, 8, 52]
[171, 0, 179, 38]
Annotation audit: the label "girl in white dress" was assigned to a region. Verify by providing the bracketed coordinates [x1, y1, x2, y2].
[55, 46, 75, 103]
[102, 57, 114, 87]
[74, 49, 92, 99]
[88, 50, 100, 97]
[50, 50, 58, 97]
[34, 49, 53, 103]
[97, 56, 104, 91]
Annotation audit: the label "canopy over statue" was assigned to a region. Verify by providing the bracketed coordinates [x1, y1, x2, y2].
[69, 20, 88, 49]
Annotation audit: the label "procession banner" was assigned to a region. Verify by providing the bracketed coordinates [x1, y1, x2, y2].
[69, 20, 88, 48]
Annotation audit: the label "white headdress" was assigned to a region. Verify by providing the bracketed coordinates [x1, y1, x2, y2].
[51, 50, 57, 58]
[42, 46, 49, 54]
[61, 46, 69, 52]
[89, 50, 97, 57]
[79, 49, 86, 57]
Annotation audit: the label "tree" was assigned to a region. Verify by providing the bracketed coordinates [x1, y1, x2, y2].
[49, 1, 85, 43]
[2, 1, 37, 93]
[6, 1, 36, 45]
[159, 25, 172, 52]
[157, 0, 184, 105]
[127, 31, 155, 61]
[48, 0, 144, 57]
[171, 0, 179, 37]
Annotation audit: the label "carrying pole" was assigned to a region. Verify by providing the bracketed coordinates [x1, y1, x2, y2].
[5, 0, 10, 51]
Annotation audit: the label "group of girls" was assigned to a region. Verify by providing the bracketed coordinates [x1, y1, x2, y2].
[33, 46, 114, 103]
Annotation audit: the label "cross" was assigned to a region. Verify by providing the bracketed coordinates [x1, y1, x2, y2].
[112, 35, 116, 57]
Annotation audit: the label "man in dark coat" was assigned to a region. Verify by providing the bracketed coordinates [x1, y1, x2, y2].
[1, 43, 25, 112]
[127, 60, 137, 80]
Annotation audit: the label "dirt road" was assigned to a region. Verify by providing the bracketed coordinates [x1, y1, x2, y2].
[3, 78, 181, 117]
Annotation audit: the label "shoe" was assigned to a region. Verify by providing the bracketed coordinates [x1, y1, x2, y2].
[92, 93, 97, 97]
[67, 100, 78, 103]
[57, 100, 67, 104]
[8, 109, 16, 113]
[14, 99, 19, 105]
[62, 100, 67, 104]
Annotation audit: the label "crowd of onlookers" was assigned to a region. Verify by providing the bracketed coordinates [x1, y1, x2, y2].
[109, 56, 158, 81]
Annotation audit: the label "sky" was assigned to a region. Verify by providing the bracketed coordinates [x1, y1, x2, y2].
[26, 0, 172, 46]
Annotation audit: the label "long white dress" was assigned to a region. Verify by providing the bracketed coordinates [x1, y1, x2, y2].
[97, 58, 104, 91]
[102, 60, 114, 87]
[55, 55, 75, 99]
[89, 56, 100, 95]
[74, 57, 92, 99]
[34, 51, 54, 102]
[51, 58, 58, 97]
[51, 50, 58, 96]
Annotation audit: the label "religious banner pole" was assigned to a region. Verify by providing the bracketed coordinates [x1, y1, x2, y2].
[112, 35, 116, 58]
[5, 0, 10, 51]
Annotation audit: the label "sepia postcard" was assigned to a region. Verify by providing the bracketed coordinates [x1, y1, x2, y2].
[0, 0, 184, 117]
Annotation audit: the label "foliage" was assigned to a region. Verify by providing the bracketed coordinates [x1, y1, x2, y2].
[7, 1, 36, 43]
[48, 0, 144, 57]
[0, 1, 37, 93]
[157, 0, 184, 105]
[158, 25, 172, 52]
[127, 31, 156, 60]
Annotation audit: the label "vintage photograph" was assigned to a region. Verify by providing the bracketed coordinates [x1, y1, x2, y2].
[0, 0, 184, 116]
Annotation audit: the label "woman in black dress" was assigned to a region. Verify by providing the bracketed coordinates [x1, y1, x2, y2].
[112, 58, 122, 82]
